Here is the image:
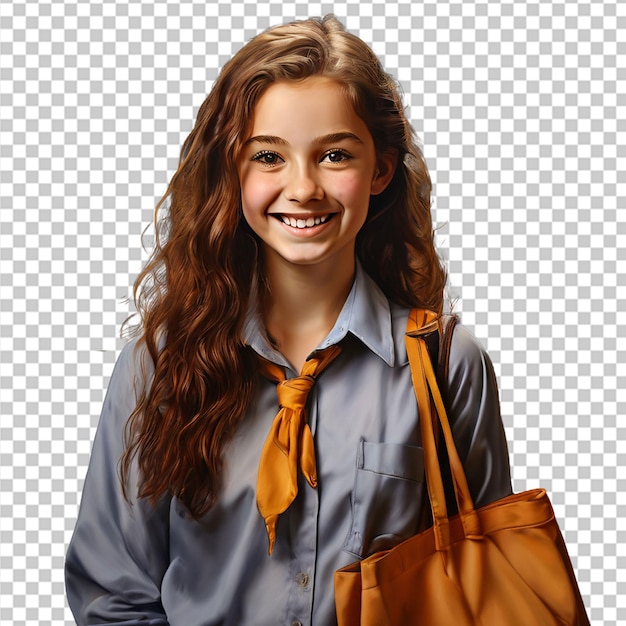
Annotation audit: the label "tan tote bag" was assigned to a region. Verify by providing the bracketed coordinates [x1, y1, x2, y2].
[334, 308, 590, 626]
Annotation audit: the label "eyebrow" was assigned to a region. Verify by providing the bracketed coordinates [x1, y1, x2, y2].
[244, 132, 364, 147]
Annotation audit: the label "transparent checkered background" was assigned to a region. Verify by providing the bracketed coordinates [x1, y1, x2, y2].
[1, 0, 623, 624]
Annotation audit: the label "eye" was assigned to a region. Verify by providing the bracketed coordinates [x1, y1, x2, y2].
[321, 149, 352, 164]
[251, 150, 284, 167]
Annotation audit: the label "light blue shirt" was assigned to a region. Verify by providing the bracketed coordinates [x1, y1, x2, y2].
[65, 264, 512, 626]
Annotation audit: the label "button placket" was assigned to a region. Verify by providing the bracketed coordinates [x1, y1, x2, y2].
[284, 389, 319, 626]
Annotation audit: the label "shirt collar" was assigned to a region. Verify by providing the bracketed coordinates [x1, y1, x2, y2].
[243, 261, 395, 368]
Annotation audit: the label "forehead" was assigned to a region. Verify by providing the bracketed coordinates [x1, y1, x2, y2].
[248, 76, 371, 142]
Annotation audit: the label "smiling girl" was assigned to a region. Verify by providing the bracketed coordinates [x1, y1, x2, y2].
[238, 77, 396, 370]
[65, 16, 511, 626]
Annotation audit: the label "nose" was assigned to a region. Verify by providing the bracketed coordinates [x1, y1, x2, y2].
[284, 163, 324, 204]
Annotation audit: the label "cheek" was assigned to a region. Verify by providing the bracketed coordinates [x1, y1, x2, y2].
[240, 172, 279, 213]
[330, 172, 372, 208]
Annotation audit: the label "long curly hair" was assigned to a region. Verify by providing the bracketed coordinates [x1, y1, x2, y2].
[121, 15, 446, 516]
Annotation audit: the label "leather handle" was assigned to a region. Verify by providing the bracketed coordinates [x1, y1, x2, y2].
[406, 309, 481, 549]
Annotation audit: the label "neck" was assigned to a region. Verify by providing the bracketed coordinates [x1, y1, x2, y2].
[261, 253, 356, 370]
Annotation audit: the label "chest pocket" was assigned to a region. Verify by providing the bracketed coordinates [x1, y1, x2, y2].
[341, 440, 425, 558]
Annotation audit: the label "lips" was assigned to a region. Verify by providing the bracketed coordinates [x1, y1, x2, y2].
[272, 213, 335, 229]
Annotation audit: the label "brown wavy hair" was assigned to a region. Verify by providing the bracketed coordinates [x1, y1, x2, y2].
[121, 15, 446, 516]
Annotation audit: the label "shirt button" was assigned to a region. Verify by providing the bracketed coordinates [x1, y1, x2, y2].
[295, 572, 309, 587]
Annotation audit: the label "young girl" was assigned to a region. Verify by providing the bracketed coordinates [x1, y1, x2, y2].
[65, 15, 512, 626]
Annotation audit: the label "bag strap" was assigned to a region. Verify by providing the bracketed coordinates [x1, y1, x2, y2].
[406, 309, 481, 549]
[423, 313, 459, 446]
[420, 313, 459, 523]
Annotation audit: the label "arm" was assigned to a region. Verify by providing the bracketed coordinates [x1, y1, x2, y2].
[444, 324, 513, 508]
[65, 342, 170, 625]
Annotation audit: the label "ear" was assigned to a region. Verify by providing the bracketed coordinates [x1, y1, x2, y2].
[370, 149, 398, 196]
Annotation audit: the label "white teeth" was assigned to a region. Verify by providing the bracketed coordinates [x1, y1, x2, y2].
[279, 214, 332, 229]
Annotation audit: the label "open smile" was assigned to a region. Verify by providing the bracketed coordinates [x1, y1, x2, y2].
[272, 213, 337, 230]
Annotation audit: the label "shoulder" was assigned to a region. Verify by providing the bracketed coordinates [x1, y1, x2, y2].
[108, 337, 155, 392]
[390, 304, 496, 384]
[448, 321, 492, 370]
[445, 319, 499, 401]
[98, 338, 155, 430]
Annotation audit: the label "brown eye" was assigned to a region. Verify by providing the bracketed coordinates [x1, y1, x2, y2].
[251, 151, 283, 166]
[322, 150, 351, 163]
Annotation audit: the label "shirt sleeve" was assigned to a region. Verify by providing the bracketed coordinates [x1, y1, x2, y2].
[443, 324, 513, 508]
[65, 341, 171, 626]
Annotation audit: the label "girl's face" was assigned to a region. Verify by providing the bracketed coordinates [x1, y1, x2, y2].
[238, 76, 394, 274]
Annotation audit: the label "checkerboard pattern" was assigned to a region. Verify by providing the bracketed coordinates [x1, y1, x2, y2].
[1, 0, 623, 624]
